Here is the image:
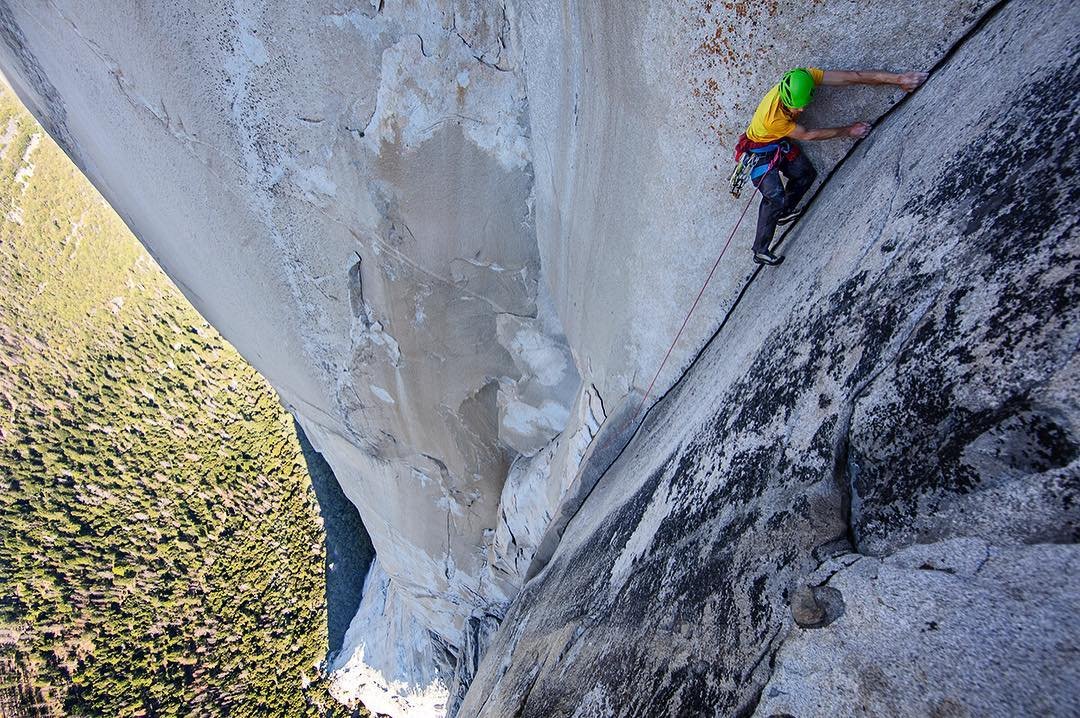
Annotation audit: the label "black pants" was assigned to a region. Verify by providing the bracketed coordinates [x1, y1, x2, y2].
[752, 148, 817, 254]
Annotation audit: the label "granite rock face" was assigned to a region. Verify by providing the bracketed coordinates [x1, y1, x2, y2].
[459, 1, 1079, 715]
[0, 0, 1075, 715]
[755, 539, 1080, 718]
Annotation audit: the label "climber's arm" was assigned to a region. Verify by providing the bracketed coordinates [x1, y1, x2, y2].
[788, 121, 871, 141]
[821, 70, 928, 92]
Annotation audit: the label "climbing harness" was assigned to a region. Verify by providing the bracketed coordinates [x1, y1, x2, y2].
[730, 136, 797, 197]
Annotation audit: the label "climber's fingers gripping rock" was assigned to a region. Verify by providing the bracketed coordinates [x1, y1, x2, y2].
[898, 71, 930, 92]
[848, 121, 872, 139]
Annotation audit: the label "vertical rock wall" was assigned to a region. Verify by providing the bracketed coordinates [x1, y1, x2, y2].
[460, 1, 1079, 714]
[520, 0, 997, 401]
[506, 0, 998, 582]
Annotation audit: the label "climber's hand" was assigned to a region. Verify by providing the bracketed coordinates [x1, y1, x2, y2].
[897, 71, 928, 92]
[848, 122, 871, 139]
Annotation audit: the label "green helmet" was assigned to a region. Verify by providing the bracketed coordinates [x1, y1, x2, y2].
[779, 68, 815, 109]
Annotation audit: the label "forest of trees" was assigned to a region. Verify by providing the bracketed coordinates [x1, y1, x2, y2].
[0, 85, 367, 716]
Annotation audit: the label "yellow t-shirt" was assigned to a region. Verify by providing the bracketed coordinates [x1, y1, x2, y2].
[746, 67, 825, 142]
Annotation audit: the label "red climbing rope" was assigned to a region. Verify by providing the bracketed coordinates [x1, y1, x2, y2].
[613, 150, 780, 444]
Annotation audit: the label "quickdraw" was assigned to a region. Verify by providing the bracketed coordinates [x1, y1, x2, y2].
[728, 152, 761, 198]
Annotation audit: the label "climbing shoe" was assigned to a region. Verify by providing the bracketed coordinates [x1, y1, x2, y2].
[753, 250, 785, 266]
[777, 207, 802, 225]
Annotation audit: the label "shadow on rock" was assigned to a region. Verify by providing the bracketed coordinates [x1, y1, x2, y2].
[294, 419, 376, 656]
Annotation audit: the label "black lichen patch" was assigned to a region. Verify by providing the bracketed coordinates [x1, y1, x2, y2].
[905, 59, 1080, 263]
[852, 52, 1080, 554]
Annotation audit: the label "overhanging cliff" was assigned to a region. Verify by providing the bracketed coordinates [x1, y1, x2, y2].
[0, 0, 1075, 716]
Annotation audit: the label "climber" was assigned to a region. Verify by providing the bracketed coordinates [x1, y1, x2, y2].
[736, 67, 928, 266]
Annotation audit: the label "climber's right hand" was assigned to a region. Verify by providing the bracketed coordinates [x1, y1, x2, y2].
[848, 122, 872, 139]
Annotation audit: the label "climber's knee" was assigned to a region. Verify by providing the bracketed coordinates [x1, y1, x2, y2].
[761, 183, 785, 207]
[755, 168, 784, 202]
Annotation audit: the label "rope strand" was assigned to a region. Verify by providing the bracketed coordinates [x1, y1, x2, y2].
[607, 149, 780, 448]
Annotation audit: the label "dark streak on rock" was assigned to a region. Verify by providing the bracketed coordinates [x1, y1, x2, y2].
[0, 1, 78, 161]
